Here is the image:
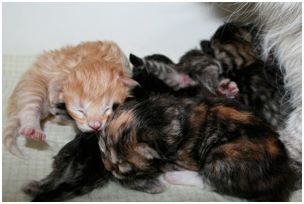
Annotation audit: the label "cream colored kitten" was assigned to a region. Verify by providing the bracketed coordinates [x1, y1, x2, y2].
[3, 41, 136, 156]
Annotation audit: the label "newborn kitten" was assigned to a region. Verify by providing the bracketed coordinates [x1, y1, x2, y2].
[22, 90, 298, 201]
[3, 41, 137, 156]
[22, 133, 110, 201]
[130, 54, 216, 100]
[129, 22, 290, 129]
[201, 22, 291, 129]
[100, 95, 297, 201]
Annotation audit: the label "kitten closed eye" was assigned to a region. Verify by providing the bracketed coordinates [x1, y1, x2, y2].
[4, 40, 133, 156]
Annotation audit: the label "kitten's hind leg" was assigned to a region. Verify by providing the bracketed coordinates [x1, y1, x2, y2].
[22, 169, 60, 197]
[164, 170, 204, 188]
[23, 179, 108, 202]
[119, 178, 166, 194]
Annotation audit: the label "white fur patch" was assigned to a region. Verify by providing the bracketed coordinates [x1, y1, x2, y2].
[164, 170, 204, 188]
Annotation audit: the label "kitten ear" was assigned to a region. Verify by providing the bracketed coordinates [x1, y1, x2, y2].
[121, 77, 139, 88]
[136, 143, 160, 160]
[200, 40, 214, 56]
[129, 53, 144, 66]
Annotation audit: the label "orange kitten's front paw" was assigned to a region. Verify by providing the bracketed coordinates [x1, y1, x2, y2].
[19, 127, 46, 141]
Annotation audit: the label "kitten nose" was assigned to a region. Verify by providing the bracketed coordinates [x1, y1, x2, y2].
[89, 121, 102, 131]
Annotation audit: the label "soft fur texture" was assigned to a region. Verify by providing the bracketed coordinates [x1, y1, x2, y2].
[22, 57, 299, 201]
[130, 21, 289, 130]
[255, 2, 302, 174]
[23, 95, 298, 201]
[216, 1, 302, 173]
[22, 133, 110, 202]
[99, 94, 297, 201]
[3, 41, 135, 156]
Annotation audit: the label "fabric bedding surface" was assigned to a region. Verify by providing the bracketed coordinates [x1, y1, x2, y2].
[2, 55, 302, 202]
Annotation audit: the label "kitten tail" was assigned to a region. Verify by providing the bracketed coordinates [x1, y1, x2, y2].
[3, 116, 24, 158]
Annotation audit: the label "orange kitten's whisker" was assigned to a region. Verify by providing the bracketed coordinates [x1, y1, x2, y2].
[4, 41, 132, 155]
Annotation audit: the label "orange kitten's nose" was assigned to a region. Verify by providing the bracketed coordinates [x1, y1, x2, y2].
[89, 121, 102, 131]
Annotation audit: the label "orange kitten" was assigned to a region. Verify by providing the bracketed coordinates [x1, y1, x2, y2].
[3, 41, 137, 156]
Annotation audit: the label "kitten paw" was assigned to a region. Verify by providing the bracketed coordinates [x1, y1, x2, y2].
[22, 181, 41, 196]
[217, 79, 239, 98]
[164, 170, 204, 188]
[122, 178, 166, 194]
[19, 127, 46, 141]
[144, 180, 166, 194]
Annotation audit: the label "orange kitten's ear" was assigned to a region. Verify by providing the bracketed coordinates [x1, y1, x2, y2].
[121, 77, 139, 88]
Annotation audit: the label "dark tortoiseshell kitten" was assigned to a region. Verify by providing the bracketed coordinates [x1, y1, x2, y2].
[130, 22, 291, 129]
[99, 95, 297, 201]
[22, 96, 297, 201]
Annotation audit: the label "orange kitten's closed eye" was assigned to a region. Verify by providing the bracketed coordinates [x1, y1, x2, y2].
[4, 40, 133, 156]
[62, 42, 137, 132]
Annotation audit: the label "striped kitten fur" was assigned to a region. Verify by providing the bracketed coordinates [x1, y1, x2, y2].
[129, 22, 291, 130]
[23, 64, 299, 201]
[201, 22, 291, 129]
[98, 94, 297, 201]
[23, 94, 298, 201]
[3, 41, 136, 156]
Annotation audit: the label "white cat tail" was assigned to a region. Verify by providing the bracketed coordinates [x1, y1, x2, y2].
[3, 115, 24, 158]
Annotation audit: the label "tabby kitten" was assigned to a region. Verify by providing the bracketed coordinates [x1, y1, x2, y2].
[130, 22, 290, 129]
[3, 41, 137, 156]
[130, 54, 216, 100]
[99, 95, 297, 201]
[201, 22, 290, 128]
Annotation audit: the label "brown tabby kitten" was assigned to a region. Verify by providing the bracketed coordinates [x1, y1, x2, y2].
[99, 95, 297, 201]
[130, 22, 290, 129]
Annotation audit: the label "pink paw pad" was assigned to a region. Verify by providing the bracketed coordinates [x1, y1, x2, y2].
[217, 79, 239, 98]
[19, 127, 46, 141]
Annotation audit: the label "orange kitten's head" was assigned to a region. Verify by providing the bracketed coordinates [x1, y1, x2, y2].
[63, 59, 137, 132]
